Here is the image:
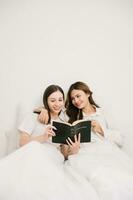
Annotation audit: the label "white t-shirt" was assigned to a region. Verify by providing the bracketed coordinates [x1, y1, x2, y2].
[61, 107, 123, 147]
[18, 111, 67, 146]
[82, 108, 123, 147]
[18, 108, 123, 147]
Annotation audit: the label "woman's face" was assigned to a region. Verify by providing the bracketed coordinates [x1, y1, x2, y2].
[70, 89, 89, 109]
[47, 91, 64, 115]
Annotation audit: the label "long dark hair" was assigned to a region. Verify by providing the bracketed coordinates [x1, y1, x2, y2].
[43, 85, 65, 124]
[65, 81, 99, 123]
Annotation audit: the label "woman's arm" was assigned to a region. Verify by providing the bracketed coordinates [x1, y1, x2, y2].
[38, 108, 49, 124]
[91, 120, 104, 137]
[19, 125, 55, 147]
[34, 107, 49, 124]
[60, 134, 81, 159]
[19, 132, 47, 147]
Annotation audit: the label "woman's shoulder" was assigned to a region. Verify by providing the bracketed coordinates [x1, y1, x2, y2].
[95, 107, 104, 115]
[18, 112, 39, 134]
[23, 112, 38, 121]
[59, 109, 69, 122]
[18, 112, 38, 128]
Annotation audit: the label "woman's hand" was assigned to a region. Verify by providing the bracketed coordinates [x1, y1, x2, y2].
[91, 120, 104, 136]
[60, 134, 80, 160]
[44, 125, 56, 141]
[38, 108, 49, 124]
[66, 134, 81, 155]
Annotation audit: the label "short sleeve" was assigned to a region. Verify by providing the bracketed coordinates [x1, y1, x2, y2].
[18, 113, 37, 135]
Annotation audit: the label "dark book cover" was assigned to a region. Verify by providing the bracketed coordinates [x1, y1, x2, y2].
[52, 120, 91, 144]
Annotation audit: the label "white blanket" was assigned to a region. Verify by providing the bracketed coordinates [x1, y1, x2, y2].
[0, 141, 99, 200]
[0, 140, 133, 200]
[66, 140, 133, 200]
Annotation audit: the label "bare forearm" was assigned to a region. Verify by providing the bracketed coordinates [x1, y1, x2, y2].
[30, 134, 47, 143]
[19, 133, 47, 147]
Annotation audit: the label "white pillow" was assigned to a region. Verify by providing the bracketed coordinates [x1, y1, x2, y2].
[5, 129, 19, 155]
[0, 130, 7, 159]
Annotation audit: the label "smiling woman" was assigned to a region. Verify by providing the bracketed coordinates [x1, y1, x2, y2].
[63, 81, 133, 200]
[18, 85, 65, 146]
[0, 84, 99, 200]
[28, 81, 133, 200]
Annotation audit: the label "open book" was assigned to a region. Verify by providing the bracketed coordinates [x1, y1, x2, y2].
[52, 120, 91, 144]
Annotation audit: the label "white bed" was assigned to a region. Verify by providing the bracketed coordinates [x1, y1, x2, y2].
[0, 140, 99, 200]
[66, 140, 133, 200]
[0, 129, 133, 200]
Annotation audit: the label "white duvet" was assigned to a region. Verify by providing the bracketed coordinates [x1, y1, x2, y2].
[0, 141, 99, 200]
[0, 140, 133, 200]
[66, 140, 133, 200]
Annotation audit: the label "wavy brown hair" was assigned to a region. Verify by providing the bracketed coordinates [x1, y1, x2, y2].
[65, 81, 99, 123]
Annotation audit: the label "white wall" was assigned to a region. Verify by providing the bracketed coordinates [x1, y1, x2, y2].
[0, 0, 133, 156]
